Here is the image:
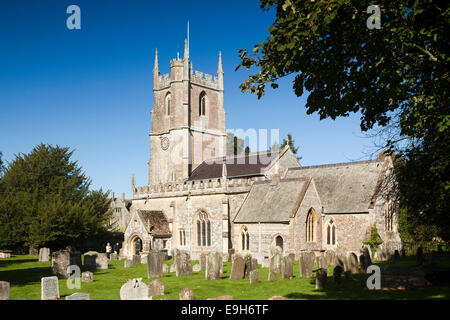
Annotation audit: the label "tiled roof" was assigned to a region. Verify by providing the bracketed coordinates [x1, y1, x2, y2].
[137, 210, 171, 236]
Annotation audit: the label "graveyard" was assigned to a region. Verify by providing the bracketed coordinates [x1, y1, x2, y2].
[1, 250, 449, 300]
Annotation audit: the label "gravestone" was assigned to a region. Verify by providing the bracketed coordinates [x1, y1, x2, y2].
[205, 252, 221, 280]
[96, 254, 109, 270]
[41, 276, 60, 300]
[359, 255, 368, 273]
[84, 252, 108, 269]
[148, 279, 165, 297]
[0, 281, 10, 300]
[193, 264, 201, 272]
[244, 255, 258, 278]
[179, 288, 194, 300]
[170, 264, 176, 273]
[200, 253, 207, 269]
[288, 253, 295, 264]
[335, 253, 347, 272]
[147, 251, 163, 278]
[325, 251, 336, 266]
[51, 250, 72, 278]
[250, 270, 259, 284]
[110, 253, 118, 260]
[333, 265, 343, 283]
[124, 259, 133, 268]
[39, 248, 50, 262]
[132, 255, 141, 265]
[316, 255, 328, 270]
[315, 268, 327, 291]
[174, 250, 192, 277]
[120, 278, 150, 300]
[269, 252, 282, 275]
[299, 252, 314, 278]
[66, 293, 90, 300]
[229, 254, 245, 280]
[262, 257, 270, 268]
[228, 248, 235, 261]
[0, 252, 11, 258]
[281, 256, 294, 279]
[348, 252, 359, 274]
[268, 270, 277, 281]
[81, 271, 93, 282]
[416, 247, 424, 266]
[162, 264, 169, 273]
[29, 246, 39, 255]
[361, 246, 372, 265]
[141, 254, 148, 264]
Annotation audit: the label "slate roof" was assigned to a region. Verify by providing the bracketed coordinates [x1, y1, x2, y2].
[137, 210, 171, 237]
[188, 150, 278, 181]
[233, 177, 308, 223]
[285, 159, 386, 213]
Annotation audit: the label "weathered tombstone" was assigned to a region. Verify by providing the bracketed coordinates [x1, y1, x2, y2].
[39, 248, 50, 262]
[361, 246, 372, 265]
[207, 295, 233, 300]
[281, 256, 294, 279]
[205, 252, 221, 280]
[299, 252, 314, 278]
[174, 250, 192, 277]
[268, 270, 277, 281]
[147, 251, 163, 278]
[315, 268, 327, 290]
[0, 281, 10, 300]
[359, 255, 368, 273]
[288, 253, 295, 264]
[51, 250, 71, 278]
[81, 271, 93, 282]
[229, 254, 245, 280]
[41, 276, 60, 300]
[348, 252, 359, 274]
[0, 252, 11, 258]
[325, 250, 336, 266]
[244, 255, 258, 278]
[124, 259, 133, 268]
[29, 246, 39, 255]
[250, 270, 259, 284]
[179, 288, 194, 300]
[316, 255, 328, 270]
[333, 265, 343, 283]
[228, 248, 235, 262]
[132, 255, 141, 265]
[96, 254, 109, 270]
[66, 293, 90, 300]
[193, 264, 201, 272]
[110, 253, 118, 260]
[416, 247, 424, 266]
[120, 278, 150, 300]
[269, 252, 282, 275]
[148, 279, 165, 297]
[83, 253, 97, 267]
[262, 257, 270, 268]
[200, 253, 207, 269]
[335, 253, 347, 272]
[162, 264, 169, 273]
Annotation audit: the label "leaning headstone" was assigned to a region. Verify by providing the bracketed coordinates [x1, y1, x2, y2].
[148, 279, 165, 297]
[162, 264, 169, 273]
[262, 257, 270, 268]
[250, 270, 259, 284]
[299, 252, 314, 278]
[66, 293, 90, 300]
[39, 248, 50, 262]
[120, 278, 149, 300]
[316, 256, 328, 270]
[179, 288, 194, 300]
[124, 259, 133, 268]
[361, 246, 372, 265]
[81, 271, 93, 282]
[51, 250, 72, 278]
[0, 281, 10, 300]
[132, 255, 141, 265]
[193, 264, 201, 272]
[281, 256, 294, 279]
[315, 268, 327, 291]
[200, 253, 207, 269]
[174, 250, 192, 277]
[205, 252, 221, 280]
[333, 265, 343, 283]
[41, 276, 60, 300]
[147, 251, 163, 278]
[335, 253, 347, 272]
[229, 254, 245, 280]
[347, 252, 359, 274]
[416, 247, 424, 266]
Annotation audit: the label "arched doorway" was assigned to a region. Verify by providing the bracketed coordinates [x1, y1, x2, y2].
[131, 236, 143, 255]
[275, 236, 283, 251]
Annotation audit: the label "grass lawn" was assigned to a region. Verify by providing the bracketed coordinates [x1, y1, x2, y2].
[1, 254, 449, 300]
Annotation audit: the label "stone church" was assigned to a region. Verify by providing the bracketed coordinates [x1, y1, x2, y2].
[121, 39, 402, 262]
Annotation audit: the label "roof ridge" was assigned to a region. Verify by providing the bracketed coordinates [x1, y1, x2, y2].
[289, 158, 382, 170]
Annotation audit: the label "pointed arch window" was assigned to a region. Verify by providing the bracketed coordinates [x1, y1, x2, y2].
[166, 93, 171, 115]
[385, 201, 394, 232]
[197, 211, 211, 247]
[306, 208, 316, 242]
[179, 229, 186, 246]
[241, 227, 250, 251]
[199, 92, 206, 116]
[327, 220, 336, 245]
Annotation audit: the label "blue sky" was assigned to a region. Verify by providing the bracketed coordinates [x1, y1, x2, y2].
[0, 0, 378, 198]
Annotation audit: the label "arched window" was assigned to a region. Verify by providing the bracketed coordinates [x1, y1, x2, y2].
[385, 201, 394, 231]
[306, 208, 316, 242]
[197, 211, 211, 247]
[199, 92, 206, 116]
[166, 93, 171, 115]
[327, 220, 336, 245]
[275, 235, 283, 251]
[241, 227, 249, 251]
[179, 229, 186, 246]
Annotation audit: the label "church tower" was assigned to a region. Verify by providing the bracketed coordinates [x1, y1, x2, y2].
[148, 40, 226, 184]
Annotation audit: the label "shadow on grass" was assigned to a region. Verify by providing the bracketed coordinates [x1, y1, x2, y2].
[0, 258, 38, 267]
[0, 267, 53, 286]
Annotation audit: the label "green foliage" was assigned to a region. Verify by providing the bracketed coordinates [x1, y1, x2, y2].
[237, 0, 449, 240]
[364, 224, 383, 257]
[280, 133, 302, 161]
[0, 144, 111, 251]
[226, 133, 244, 156]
